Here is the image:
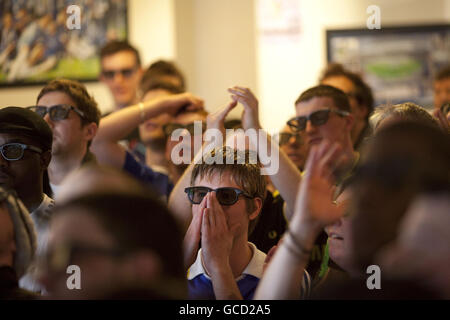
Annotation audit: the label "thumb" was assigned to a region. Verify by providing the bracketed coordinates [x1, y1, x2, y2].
[220, 100, 238, 118]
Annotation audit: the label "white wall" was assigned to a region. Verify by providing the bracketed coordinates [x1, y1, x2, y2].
[256, 0, 450, 133]
[174, 0, 257, 120]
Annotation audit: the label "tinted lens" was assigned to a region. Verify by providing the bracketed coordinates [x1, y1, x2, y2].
[102, 71, 115, 79]
[288, 117, 307, 132]
[29, 106, 48, 118]
[310, 110, 330, 126]
[216, 188, 239, 205]
[278, 132, 291, 145]
[2, 144, 23, 160]
[121, 68, 135, 78]
[188, 187, 210, 204]
[50, 105, 70, 120]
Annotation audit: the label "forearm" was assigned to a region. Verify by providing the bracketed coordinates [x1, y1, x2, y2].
[90, 139, 127, 168]
[255, 241, 308, 299]
[250, 129, 302, 221]
[255, 220, 319, 300]
[95, 98, 169, 143]
[168, 157, 196, 233]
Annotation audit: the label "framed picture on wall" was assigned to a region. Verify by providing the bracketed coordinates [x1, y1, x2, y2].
[0, 0, 127, 87]
[326, 24, 450, 108]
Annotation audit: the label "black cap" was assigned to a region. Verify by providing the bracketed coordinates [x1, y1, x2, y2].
[0, 106, 53, 151]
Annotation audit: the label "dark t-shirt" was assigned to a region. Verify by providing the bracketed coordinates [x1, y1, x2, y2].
[249, 191, 287, 254]
[0, 266, 39, 300]
[123, 151, 173, 199]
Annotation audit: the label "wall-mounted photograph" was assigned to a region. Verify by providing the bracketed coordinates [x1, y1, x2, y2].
[0, 0, 127, 86]
[327, 24, 450, 108]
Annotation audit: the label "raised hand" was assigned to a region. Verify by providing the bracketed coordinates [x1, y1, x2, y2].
[227, 86, 261, 130]
[161, 92, 205, 115]
[206, 100, 238, 136]
[291, 139, 348, 233]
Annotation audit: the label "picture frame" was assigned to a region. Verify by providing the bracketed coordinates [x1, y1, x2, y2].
[326, 24, 450, 108]
[0, 0, 128, 87]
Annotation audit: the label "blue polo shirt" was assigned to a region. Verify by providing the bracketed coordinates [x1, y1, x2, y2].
[187, 242, 266, 300]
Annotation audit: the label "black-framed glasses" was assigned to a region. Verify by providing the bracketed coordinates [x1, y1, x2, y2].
[27, 104, 85, 121]
[277, 132, 303, 146]
[287, 109, 350, 132]
[41, 241, 126, 273]
[184, 186, 253, 206]
[101, 67, 138, 79]
[163, 121, 206, 137]
[0, 143, 42, 161]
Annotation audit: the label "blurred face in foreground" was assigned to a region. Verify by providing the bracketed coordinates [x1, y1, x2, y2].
[40, 208, 123, 298]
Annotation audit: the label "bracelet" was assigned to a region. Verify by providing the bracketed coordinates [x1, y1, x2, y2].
[287, 229, 312, 256]
[138, 102, 145, 123]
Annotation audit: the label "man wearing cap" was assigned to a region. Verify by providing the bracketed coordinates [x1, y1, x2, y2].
[33, 79, 101, 197]
[0, 186, 38, 299]
[0, 106, 54, 292]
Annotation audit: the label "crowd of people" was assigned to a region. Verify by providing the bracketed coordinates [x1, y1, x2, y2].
[0, 40, 449, 300]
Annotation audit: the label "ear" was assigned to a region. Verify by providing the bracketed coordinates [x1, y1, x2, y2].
[40, 150, 52, 169]
[249, 197, 263, 221]
[136, 66, 144, 78]
[344, 113, 354, 132]
[83, 122, 98, 143]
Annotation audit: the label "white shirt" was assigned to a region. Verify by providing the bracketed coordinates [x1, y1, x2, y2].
[20, 194, 55, 293]
[188, 242, 266, 281]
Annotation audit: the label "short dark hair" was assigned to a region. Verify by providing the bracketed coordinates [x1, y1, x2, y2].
[351, 122, 450, 270]
[320, 63, 374, 120]
[191, 147, 266, 200]
[371, 102, 439, 130]
[295, 84, 351, 113]
[434, 65, 450, 82]
[141, 81, 184, 97]
[37, 79, 101, 127]
[140, 60, 186, 94]
[100, 40, 141, 67]
[54, 190, 185, 296]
